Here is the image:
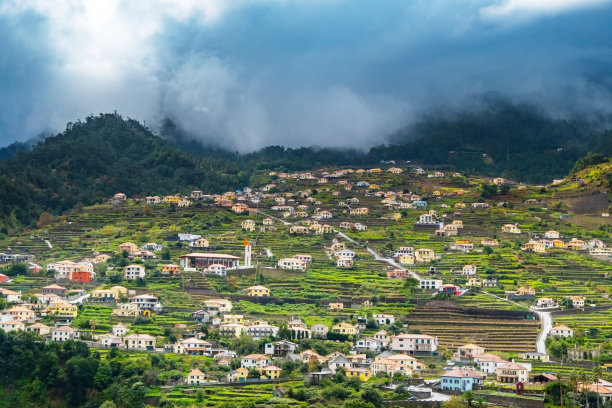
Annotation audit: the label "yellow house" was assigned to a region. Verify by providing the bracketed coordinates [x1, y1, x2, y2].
[332, 322, 358, 335]
[261, 365, 282, 380]
[502, 224, 521, 234]
[368, 184, 380, 190]
[186, 368, 207, 385]
[164, 195, 180, 204]
[91, 289, 117, 301]
[232, 203, 249, 214]
[244, 285, 270, 297]
[399, 254, 415, 265]
[346, 367, 371, 381]
[46, 300, 78, 317]
[553, 240, 565, 248]
[328, 302, 344, 311]
[350, 207, 369, 216]
[415, 248, 435, 263]
[321, 224, 334, 233]
[118, 242, 138, 255]
[384, 212, 402, 221]
[227, 367, 249, 383]
[223, 314, 244, 324]
[241, 220, 256, 231]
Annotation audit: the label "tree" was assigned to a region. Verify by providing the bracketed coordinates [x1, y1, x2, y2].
[463, 390, 475, 407]
[545, 381, 569, 405]
[94, 360, 113, 389]
[403, 277, 420, 293]
[37, 211, 54, 228]
[483, 246, 493, 256]
[362, 388, 384, 408]
[480, 184, 497, 199]
[161, 249, 171, 260]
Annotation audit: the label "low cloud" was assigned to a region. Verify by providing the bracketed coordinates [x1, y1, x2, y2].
[1, 0, 611, 150]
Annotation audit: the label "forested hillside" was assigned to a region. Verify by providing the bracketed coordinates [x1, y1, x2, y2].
[366, 99, 607, 183]
[0, 114, 247, 228]
[1, 102, 611, 229]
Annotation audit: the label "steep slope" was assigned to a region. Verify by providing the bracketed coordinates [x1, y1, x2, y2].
[0, 114, 246, 227]
[367, 98, 598, 183]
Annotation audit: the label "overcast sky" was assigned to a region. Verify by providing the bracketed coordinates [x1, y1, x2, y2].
[1, 0, 612, 151]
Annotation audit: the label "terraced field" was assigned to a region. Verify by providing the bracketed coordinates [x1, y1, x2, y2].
[553, 308, 612, 340]
[161, 381, 304, 407]
[407, 304, 540, 353]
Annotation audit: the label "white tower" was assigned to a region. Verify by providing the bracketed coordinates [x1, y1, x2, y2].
[244, 239, 252, 268]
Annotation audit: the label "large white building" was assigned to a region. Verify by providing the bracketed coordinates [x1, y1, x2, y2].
[391, 333, 438, 356]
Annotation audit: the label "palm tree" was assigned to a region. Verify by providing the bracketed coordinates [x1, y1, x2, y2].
[579, 370, 589, 408]
[568, 370, 578, 407]
[593, 365, 602, 408]
[556, 372, 564, 407]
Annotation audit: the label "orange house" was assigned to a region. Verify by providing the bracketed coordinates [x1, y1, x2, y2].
[72, 270, 93, 283]
[161, 264, 181, 275]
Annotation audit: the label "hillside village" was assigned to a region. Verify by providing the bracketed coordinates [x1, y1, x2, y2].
[1, 163, 612, 407]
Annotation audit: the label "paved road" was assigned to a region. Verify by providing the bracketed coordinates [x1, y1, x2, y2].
[255, 210, 292, 226]
[532, 309, 552, 354]
[68, 293, 90, 304]
[44, 239, 52, 248]
[334, 230, 422, 280]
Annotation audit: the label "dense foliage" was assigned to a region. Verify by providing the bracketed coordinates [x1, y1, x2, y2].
[368, 98, 604, 183]
[1, 100, 611, 228]
[0, 113, 247, 227]
[0, 331, 151, 408]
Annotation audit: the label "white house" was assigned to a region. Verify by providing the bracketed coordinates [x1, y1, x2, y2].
[124, 333, 156, 350]
[51, 326, 79, 342]
[544, 231, 560, 239]
[246, 322, 279, 340]
[124, 264, 146, 280]
[0, 288, 22, 303]
[462, 265, 477, 276]
[373, 314, 395, 326]
[336, 257, 354, 268]
[277, 258, 307, 271]
[355, 337, 387, 352]
[334, 249, 356, 259]
[240, 354, 271, 369]
[550, 325, 573, 338]
[130, 294, 162, 312]
[99, 333, 123, 348]
[205, 264, 227, 277]
[474, 353, 509, 375]
[0, 319, 25, 332]
[112, 323, 128, 337]
[420, 279, 443, 290]
[173, 338, 213, 355]
[391, 333, 438, 356]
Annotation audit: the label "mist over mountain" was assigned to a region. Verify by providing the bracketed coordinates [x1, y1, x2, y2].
[1, 1, 612, 150]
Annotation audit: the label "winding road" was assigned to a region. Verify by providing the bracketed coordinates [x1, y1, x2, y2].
[338, 228, 550, 354]
[256, 211, 548, 353]
[334, 230, 423, 280]
[532, 309, 552, 354]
